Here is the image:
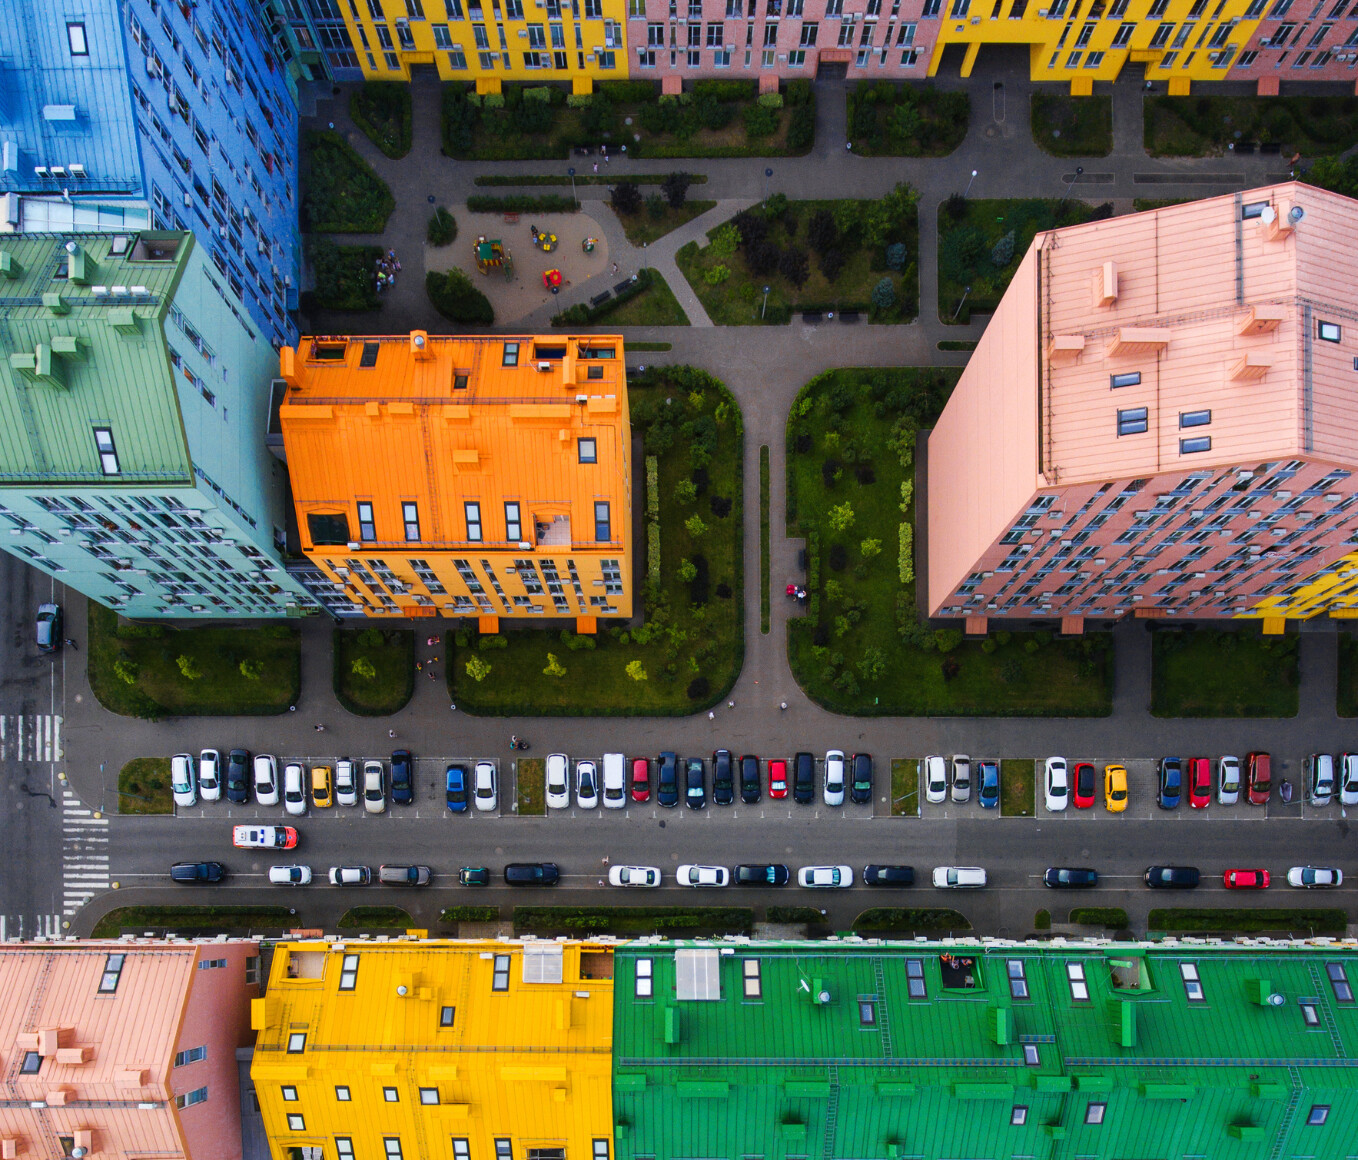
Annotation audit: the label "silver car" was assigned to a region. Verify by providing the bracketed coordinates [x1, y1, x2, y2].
[1217, 755, 1241, 806]
[950, 754, 971, 804]
[924, 754, 947, 804]
[198, 749, 221, 802]
[1306, 753, 1335, 807]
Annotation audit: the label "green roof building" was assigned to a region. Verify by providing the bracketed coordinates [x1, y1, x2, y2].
[0, 230, 317, 616]
[613, 938, 1358, 1160]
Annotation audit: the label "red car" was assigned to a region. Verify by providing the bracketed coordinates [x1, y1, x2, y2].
[768, 759, 788, 799]
[1224, 868, 1270, 890]
[1187, 758, 1212, 809]
[1073, 762, 1096, 809]
[630, 757, 650, 803]
[1247, 751, 1272, 805]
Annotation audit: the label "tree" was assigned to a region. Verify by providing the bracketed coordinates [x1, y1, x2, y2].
[807, 209, 838, 256]
[678, 558, 698, 582]
[828, 502, 856, 533]
[871, 277, 897, 312]
[818, 248, 846, 282]
[425, 269, 494, 325]
[662, 171, 692, 210]
[543, 652, 568, 678]
[625, 660, 649, 682]
[176, 654, 202, 680]
[675, 479, 698, 504]
[991, 228, 1016, 267]
[860, 537, 883, 558]
[113, 657, 140, 685]
[610, 180, 643, 215]
[885, 242, 908, 271]
[746, 239, 780, 276]
[240, 658, 265, 681]
[464, 655, 492, 682]
[888, 101, 921, 142]
[685, 514, 708, 538]
[778, 245, 809, 288]
[350, 657, 377, 681]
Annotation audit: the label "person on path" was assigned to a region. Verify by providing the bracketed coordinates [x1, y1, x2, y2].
[779, 701, 788, 710]
[388, 729, 397, 738]
[315, 724, 326, 732]
[593, 162, 598, 174]
[708, 711, 715, 720]
[63, 638, 78, 650]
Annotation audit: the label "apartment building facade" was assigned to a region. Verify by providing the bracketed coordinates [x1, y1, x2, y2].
[278, 332, 632, 629]
[0, 231, 317, 617]
[927, 182, 1358, 629]
[0, 0, 301, 349]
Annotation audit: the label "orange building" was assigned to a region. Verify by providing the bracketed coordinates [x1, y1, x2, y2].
[278, 333, 632, 629]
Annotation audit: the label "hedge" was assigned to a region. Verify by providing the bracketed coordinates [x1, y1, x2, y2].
[426, 268, 494, 325]
[466, 194, 580, 213]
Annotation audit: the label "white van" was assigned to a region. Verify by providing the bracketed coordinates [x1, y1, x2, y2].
[602, 753, 627, 808]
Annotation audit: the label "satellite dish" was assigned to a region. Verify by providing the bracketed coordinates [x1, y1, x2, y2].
[1288, 205, 1305, 224]
[1268, 992, 1285, 1007]
[1260, 206, 1276, 225]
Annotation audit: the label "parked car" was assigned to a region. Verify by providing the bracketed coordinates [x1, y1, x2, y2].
[933, 866, 987, 889]
[473, 760, 497, 812]
[546, 753, 571, 810]
[198, 749, 221, 802]
[656, 751, 678, 808]
[379, 864, 431, 886]
[363, 760, 386, 814]
[225, 748, 250, 804]
[824, 750, 846, 807]
[798, 865, 853, 888]
[1104, 764, 1128, 812]
[950, 754, 971, 804]
[1157, 757, 1182, 810]
[1247, 751, 1272, 805]
[445, 764, 469, 813]
[1187, 758, 1211, 809]
[1043, 867, 1098, 888]
[311, 765, 333, 809]
[1044, 757, 1069, 812]
[1144, 865, 1200, 889]
[768, 759, 789, 799]
[171, 753, 197, 808]
[676, 864, 729, 887]
[1306, 753, 1335, 807]
[735, 863, 789, 886]
[1217, 755, 1242, 806]
[334, 760, 358, 808]
[1288, 866, 1343, 889]
[924, 755, 948, 805]
[1224, 868, 1270, 890]
[978, 760, 1000, 809]
[602, 753, 626, 808]
[684, 757, 706, 810]
[712, 749, 735, 806]
[233, 825, 298, 849]
[608, 865, 660, 888]
[269, 865, 312, 886]
[328, 866, 372, 886]
[740, 754, 762, 804]
[1342, 753, 1358, 807]
[35, 603, 62, 653]
[1073, 762, 1096, 809]
[850, 753, 873, 805]
[631, 757, 651, 803]
[282, 763, 306, 817]
[504, 862, 559, 886]
[390, 750, 413, 805]
[253, 754, 279, 807]
[459, 867, 490, 887]
[171, 861, 225, 884]
[793, 752, 815, 804]
[864, 865, 915, 887]
[576, 760, 600, 810]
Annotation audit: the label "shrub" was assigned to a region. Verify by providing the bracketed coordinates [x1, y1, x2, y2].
[350, 656, 377, 681]
[611, 181, 643, 215]
[523, 85, 554, 103]
[886, 241, 908, 270]
[176, 655, 202, 680]
[709, 222, 740, 259]
[899, 522, 914, 583]
[693, 78, 757, 101]
[350, 81, 413, 159]
[465, 194, 578, 213]
[788, 105, 815, 151]
[860, 538, 882, 558]
[758, 91, 785, 108]
[477, 634, 509, 650]
[687, 676, 711, 700]
[426, 269, 494, 325]
[114, 657, 140, 685]
[685, 514, 709, 538]
[675, 479, 698, 504]
[543, 653, 568, 678]
[871, 276, 897, 311]
[483, 93, 505, 109]
[566, 93, 593, 108]
[743, 102, 779, 137]
[704, 264, 731, 285]
[303, 238, 380, 312]
[679, 558, 698, 582]
[779, 246, 809, 288]
[934, 628, 964, 653]
[465, 656, 492, 682]
[626, 660, 649, 682]
[646, 192, 667, 220]
[662, 171, 692, 209]
[601, 79, 660, 103]
[427, 206, 458, 247]
[785, 78, 813, 106]
[828, 502, 856, 533]
[944, 192, 968, 220]
[991, 228, 1017, 267]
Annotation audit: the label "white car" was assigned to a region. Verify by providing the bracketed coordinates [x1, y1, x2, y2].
[198, 749, 221, 802]
[1307, 753, 1336, 808]
[1342, 753, 1358, 807]
[798, 864, 853, 888]
[473, 760, 498, 812]
[924, 754, 948, 805]
[1044, 757, 1069, 812]
[676, 864, 729, 887]
[254, 754, 280, 807]
[1288, 866, 1343, 888]
[334, 760, 358, 807]
[328, 866, 372, 886]
[269, 865, 312, 886]
[1217, 755, 1241, 805]
[546, 753, 571, 810]
[363, 759, 386, 815]
[171, 753, 197, 808]
[951, 754, 971, 804]
[282, 762, 307, 817]
[932, 866, 987, 889]
[823, 750, 846, 807]
[576, 760, 599, 810]
[602, 753, 627, 808]
[609, 865, 661, 887]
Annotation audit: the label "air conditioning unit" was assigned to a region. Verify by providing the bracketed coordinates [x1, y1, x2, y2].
[575, 393, 588, 403]
[68, 163, 85, 178]
[347, 542, 360, 549]
[33, 165, 48, 178]
[183, 192, 192, 206]
[537, 360, 553, 371]
[49, 166, 65, 179]
[1, 192, 18, 226]
[147, 56, 160, 77]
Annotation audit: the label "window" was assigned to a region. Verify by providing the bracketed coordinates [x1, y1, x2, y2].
[1149, 20, 1174, 45]
[1112, 20, 1134, 44]
[19, 1051, 41, 1075]
[99, 952, 125, 993]
[503, 341, 520, 366]
[67, 22, 89, 55]
[453, 1141, 470, 1160]
[354, 502, 376, 541]
[1109, 372, 1142, 391]
[336, 1086, 352, 1101]
[1308, 1105, 1330, 1126]
[94, 427, 120, 474]
[1328, 962, 1353, 1001]
[579, 438, 597, 463]
[636, 958, 653, 997]
[384, 1086, 400, 1102]
[1319, 320, 1342, 342]
[800, 20, 818, 42]
[360, 341, 380, 368]
[495, 1141, 512, 1160]
[175, 1047, 208, 1067]
[505, 502, 522, 542]
[593, 1143, 609, 1160]
[308, 512, 351, 546]
[287, 1032, 306, 1053]
[403, 501, 420, 541]
[288, 1114, 306, 1131]
[1066, 961, 1089, 1001]
[465, 502, 482, 542]
[1180, 410, 1211, 428]
[337, 1142, 355, 1160]
[858, 1000, 877, 1025]
[1301, 1001, 1321, 1027]
[905, 959, 926, 998]
[1010, 1106, 1028, 1126]
[1085, 1102, 1106, 1124]
[742, 959, 761, 998]
[440, 1005, 456, 1027]
[1180, 436, 1212, 454]
[339, 953, 359, 990]
[1117, 408, 1148, 436]
[1180, 962, 1205, 1001]
[595, 501, 611, 541]
[492, 953, 511, 991]
[420, 1087, 440, 1104]
[1022, 1044, 1040, 1065]
[1007, 960, 1029, 999]
[385, 1140, 404, 1160]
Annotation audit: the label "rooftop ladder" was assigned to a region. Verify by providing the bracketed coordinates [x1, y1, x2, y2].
[821, 1063, 840, 1160]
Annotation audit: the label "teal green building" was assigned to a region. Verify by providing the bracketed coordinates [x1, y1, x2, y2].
[613, 938, 1358, 1159]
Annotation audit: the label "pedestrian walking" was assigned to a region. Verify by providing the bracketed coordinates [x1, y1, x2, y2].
[315, 723, 326, 732]
[611, 262, 619, 274]
[602, 855, 610, 864]
[780, 701, 788, 710]
[708, 710, 715, 720]
[388, 729, 396, 738]
[592, 162, 598, 174]
[598, 879, 605, 886]
[63, 638, 78, 650]
[727, 701, 735, 709]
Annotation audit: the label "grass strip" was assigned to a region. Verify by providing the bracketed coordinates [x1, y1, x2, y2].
[1070, 907, 1130, 928]
[466, 193, 579, 213]
[1340, 634, 1358, 717]
[515, 757, 545, 815]
[853, 908, 972, 933]
[118, 757, 172, 815]
[1148, 908, 1347, 934]
[760, 445, 771, 635]
[91, 906, 294, 938]
[767, 906, 828, 925]
[552, 268, 689, 327]
[337, 907, 414, 930]
[513, 906, 754, 934]
[891, 758, 919, 817]
[1001, 759, 1036, 817]
[937, 340, 977, 351]
[440, 906, 501, 923]
[626, 341, 672, 351]
[1030, 93, 1113, 157]
[474, 174, 708, 186]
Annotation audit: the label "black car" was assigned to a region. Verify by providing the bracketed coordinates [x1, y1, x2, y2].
[504, 862, 560, 886]
[793, 752, 815, 804]
[739, 754, 761, 803]
[391, 749, 413, 805]
[459, 867, 490, 887]
[657, 751, 679, 808]
[863, 864, 915, 887]
[171, 861, 225, 884]
[850, 753, 873, 805]
[735, 863, 790, 886]
[712, 749, 734, 806]
[685, 757, 706, 809]
[1043, 867, 1099, 888]
[1144, 865, 1200, 889]
[225, 748, 250, 804]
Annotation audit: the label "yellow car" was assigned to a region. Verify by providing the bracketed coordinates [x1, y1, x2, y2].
[311, 765, 333, 808]
[1104, 764, 1128, 813]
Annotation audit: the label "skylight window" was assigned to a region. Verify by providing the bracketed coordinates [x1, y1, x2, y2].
[1067, 962, 1089, 1002]
[1007, 960, 1029, 1000]
[1328, 963, 1352, 1002]
[1301, 1002, 1320, 1028]
[743, 959, 761, 999]
[905, 959, 926, 999]
[1022, 1044, 1040, 1066]
[1179, 963, 1205, 1002]
[635, 958, 653, 998]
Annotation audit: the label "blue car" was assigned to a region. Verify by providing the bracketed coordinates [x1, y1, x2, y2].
[978, 760, 1000, 809]
[657, 751, 679, 808]
[1158, 757, 1182, 810]
[391, 749, 414, 806]
[445, 763, 469, 813]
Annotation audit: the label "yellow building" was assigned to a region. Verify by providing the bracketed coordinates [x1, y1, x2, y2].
[339, 0, 625, 86]
[278, 332, 632, 631]
[251, 938, 617, 1160]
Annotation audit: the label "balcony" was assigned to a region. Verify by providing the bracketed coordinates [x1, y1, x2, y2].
[536, 515, 571, 546]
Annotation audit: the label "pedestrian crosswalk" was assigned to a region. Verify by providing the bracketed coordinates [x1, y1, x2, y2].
[62, 788, 109, 917]
[0, 913, 64, 941]
[0, 714, 63, 763]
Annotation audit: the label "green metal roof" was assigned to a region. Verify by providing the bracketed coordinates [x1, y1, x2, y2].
[613, 939, 1358, 1160]
[0, 232, 190, 484]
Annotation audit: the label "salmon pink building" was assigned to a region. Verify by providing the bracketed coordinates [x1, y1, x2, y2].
[0, 939, 260, 1160]
[928, 181, 1358, 630]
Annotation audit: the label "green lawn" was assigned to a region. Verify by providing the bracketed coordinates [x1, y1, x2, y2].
[303, 239, 382, 313]
[786, 368, 1113, 716]
[447, 367, 742, 715]
[118, 757, 172, 815]
[891, 758, 919, 817]
[1001, 759, 1036, 817]
[760, 446, 771, 635]
[88, 603, 300, 719]
[847, 82, 970, 157]
[766, 906, 829, 926]
[853, 908, 972, 933]
[611, 199, 717, 246]
[333, 628, 415, 716]
[1145, 94, 1358, 157]
[337, 907, 414, 929]
[601, 270, 690, 326]
[301, 129, 395, 233]
[516, 757, 545, 816]
[938, 197, 1099, 323]
[350, 81, 413, 159]
[676, 188, 918, 325]
[1031, 93, 1112, 157]
[513, 906, 754, 935]
[440, 906, 501, 923]
[1148, 908, 1347, 934]
[1069, 907, 1130, 928]
[1150, 628, 1299, 718]
[1338, 633, 1358, 717]
[91, 906, 294, 938]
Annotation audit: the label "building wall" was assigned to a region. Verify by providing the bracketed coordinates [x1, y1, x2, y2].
[1232, 4, 1358, 82]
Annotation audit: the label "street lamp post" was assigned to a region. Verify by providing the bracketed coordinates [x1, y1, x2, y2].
[951, 285, 972, 323]
[761, 284, 770, 320]
[568, 166, 577, 205]
[764, 166, 773, 202]
[964, 169, 977, 198]
[1061, 165, 1084, 206]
